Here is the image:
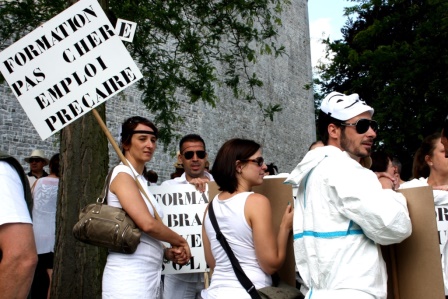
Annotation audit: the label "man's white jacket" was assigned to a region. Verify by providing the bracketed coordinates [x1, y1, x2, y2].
[285, 146, 412, 299]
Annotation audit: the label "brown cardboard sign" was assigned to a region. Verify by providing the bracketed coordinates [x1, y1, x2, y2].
[207, 177, 296, 286]
[385, 186, 445, 299]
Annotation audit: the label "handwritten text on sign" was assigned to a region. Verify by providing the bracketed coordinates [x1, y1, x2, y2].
[0, 0, 142, 140]
[149, 184, 210, 275]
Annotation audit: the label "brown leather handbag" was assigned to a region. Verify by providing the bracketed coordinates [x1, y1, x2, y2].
[73, 168, 141, 254]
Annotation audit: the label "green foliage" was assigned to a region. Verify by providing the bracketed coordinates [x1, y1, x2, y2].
[0, 0, 288, 147]
[315, 0, 448, 179]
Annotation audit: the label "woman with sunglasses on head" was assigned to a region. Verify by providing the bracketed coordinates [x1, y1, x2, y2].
[201, 138, 293, 299]
[102, 116, 191, 299]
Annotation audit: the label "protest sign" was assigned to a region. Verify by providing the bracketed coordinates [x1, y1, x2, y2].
[435, 205, 448, 294]
[115, 19, 137, 42]
[0, 0, 142, 140]
[436, 205, 448, 252]
[383, 186, 445, 299]
[149, 184, 209, 275]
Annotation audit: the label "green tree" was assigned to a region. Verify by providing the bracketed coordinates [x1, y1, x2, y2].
[0, 0, 286, 146]
[0, 0, 288, 297]
[315, 0, 448, 179]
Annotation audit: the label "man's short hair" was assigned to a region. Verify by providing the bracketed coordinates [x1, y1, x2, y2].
[317, 110, 342, 145]
[179, 134, 206, 152]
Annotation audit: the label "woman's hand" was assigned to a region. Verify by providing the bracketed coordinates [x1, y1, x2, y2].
[165, 245, 192, 265]
[433, 185, 448, 191]
[375, 172, 399, 190]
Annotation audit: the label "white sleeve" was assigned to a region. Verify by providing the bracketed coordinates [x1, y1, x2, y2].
[110, 164, 134, 185]
[329, 163, 412, 245]
[0, 162, 32, 225]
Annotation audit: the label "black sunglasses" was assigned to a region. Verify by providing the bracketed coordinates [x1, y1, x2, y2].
[183, 150, 206, 160]
[340, 119, 378, 134]
[29, 158, 44, 163]
[241, 157, 265, 167]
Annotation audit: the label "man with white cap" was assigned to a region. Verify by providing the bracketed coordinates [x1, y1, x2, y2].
[285, 91, 412, 299]
[24, 149, 49, 186]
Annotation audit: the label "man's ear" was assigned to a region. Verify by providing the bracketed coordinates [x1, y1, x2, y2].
[328, 123, 340, 139]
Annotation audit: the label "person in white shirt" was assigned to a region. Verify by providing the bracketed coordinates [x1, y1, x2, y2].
[0, 152, 38, 298]
[102, 116, 191, 299]
[286, 91, 412, 299]
[162, 134, 214, 299]
[201, 138, 293, 299]
[30, 153, 60, 299]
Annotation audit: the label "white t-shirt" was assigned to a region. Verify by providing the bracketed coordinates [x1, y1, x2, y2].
[0, 161, 32, 226]
[32, 177, 59, 254]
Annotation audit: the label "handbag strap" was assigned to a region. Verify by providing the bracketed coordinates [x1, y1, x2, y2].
[208, 200, 262, 299]
[97, 167, 115, 204]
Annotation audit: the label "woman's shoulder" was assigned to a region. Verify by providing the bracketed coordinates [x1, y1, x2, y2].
[246, 192, 270, 208]
[111, 164, 134, 176]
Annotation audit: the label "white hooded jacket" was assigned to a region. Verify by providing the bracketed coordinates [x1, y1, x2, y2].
[285, 146, 412, 299]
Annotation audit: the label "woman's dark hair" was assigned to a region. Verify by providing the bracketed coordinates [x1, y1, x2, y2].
[412, 132, 441, 179]
[120, 116, 158, 154]
[49, 153, 60, 177]
[211, 138, 261, 193]
[370, 151, 392, 172]
[317, 111, 342, 145]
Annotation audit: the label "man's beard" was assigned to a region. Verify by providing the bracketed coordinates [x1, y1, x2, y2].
[340, 129, 371, 159]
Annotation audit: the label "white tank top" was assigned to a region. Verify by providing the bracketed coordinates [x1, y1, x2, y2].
[204, 192, 271, 297]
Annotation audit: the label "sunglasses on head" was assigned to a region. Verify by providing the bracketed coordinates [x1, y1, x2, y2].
[340, 119, 378, 134]
[29, 158, 44, 163]
[241, 157, 265, 167]
[183, 150, 206, 160]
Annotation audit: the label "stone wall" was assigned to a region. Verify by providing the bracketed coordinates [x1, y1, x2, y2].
[0, 0, 315, 183]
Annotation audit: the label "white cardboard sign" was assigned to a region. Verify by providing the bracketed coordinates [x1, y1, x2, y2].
[435, 205, 448, 295]
[0, 0, 142, 140]
[149, 184, 209, 275]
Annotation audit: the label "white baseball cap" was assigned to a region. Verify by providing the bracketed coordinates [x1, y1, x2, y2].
[320, 91, 374, 121]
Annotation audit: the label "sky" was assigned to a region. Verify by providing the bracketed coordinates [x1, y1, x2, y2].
[308, 0, 351, 70]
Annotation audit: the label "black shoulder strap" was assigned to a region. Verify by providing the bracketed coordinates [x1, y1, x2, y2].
[0, 152, 33, 216]
[208, 201, 262, 299]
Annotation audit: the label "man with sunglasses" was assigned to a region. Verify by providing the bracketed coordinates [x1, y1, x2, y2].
[24, 149, 49, 187]
[162, 134, 214, 299]
[286, 91, 412, 299]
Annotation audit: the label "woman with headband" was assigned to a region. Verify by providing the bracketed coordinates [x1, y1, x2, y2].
[102, 116, 191, 299]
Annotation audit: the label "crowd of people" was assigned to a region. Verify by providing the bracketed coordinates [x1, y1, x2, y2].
[2, 90, 448, 299]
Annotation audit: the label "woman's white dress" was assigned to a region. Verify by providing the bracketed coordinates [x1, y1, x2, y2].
[102, 164, 165, 299]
